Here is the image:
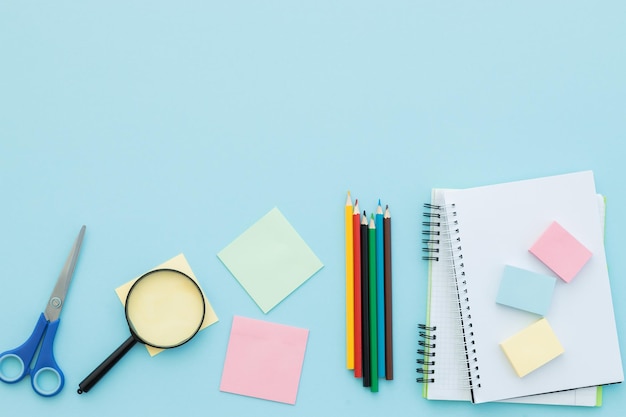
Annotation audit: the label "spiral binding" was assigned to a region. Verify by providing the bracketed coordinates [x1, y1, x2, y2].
[417, 201, 481, 389]
[416, 324, 436, 383]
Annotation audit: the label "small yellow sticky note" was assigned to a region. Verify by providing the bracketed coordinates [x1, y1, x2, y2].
[115, 253, 219, 356]
[500, 318, 564, 378]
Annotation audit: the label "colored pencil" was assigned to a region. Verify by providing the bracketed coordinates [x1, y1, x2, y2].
[345, 192, 354, 370]
[368, 215, 379, 392]
[383, 205, 394, 380]
[360, 212, 371, 387]
[375, 201, 386, 379]
[353, 200, 363, 378]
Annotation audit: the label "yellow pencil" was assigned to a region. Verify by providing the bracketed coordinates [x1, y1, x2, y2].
[345, 192, 354, 369]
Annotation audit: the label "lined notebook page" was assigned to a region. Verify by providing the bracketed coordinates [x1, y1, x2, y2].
[442, 171, 622, 404]
[422, 188, 605, 406]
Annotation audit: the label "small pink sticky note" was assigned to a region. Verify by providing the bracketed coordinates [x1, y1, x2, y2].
[220, 316, 309, 404]
[529, 221, 592, 283]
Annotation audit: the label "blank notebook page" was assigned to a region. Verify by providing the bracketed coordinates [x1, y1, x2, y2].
[422, 189, 601, 406]
[442, 171, 622, 404]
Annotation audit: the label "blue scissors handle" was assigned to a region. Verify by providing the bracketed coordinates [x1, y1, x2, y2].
[0, 313, 64, 397]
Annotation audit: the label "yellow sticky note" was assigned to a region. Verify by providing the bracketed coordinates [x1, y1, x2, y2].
[115, 253, 219, 356]
[500, 318, 564, 378]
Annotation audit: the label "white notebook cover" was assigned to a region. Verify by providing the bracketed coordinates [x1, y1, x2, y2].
[421, 189, 604, 406]
[437, 171, 622, 403]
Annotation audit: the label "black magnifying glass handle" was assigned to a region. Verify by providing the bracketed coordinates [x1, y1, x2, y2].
[77, 336, 137, 394]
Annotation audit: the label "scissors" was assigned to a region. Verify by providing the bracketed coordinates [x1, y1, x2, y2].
[0, 226, 85, 397]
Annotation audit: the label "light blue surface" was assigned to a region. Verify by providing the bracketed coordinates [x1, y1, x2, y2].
[1, 1, 625, 416]
[496, 265, 557, 317]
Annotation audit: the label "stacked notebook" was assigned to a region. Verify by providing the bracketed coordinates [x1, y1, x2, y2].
[418, 171, 623, 406]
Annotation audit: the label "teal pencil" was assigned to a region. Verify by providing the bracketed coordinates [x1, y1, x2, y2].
[368, 215, 379, 392]
[375, 201, 386, 379]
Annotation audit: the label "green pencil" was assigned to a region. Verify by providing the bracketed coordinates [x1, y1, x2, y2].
[368, 215, 379, 392]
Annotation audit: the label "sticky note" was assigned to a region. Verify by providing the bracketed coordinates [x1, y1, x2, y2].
[217, 207, 324, 313]
[220, 316, 309, 404]
[115, 253, 219, 356]
[496, 265, 557, 316]
[529, 221, 592, 283]
[500, 318, 564, 378]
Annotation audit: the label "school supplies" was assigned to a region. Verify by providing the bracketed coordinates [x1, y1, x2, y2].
[0, 226, 86, 397]
[346, 195, 393, 391]
[78, 268, 206, 394]
[383, 205, 393, 380]
[218, 207, 323, 314]
[345, 193, 355, 370]
[220, 316, 309, 405]
[418, 172, 622, 405]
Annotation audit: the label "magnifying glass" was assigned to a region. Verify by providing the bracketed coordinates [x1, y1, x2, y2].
[77, 268, 206, 394]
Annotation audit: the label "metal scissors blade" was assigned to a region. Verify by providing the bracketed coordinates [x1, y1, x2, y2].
[44, 225, 86, 322]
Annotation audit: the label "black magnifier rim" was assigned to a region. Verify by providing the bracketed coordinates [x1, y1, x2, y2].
[124, 268, 206, 350]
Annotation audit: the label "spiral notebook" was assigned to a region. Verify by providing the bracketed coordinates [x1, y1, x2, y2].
[418, 171, 623, 405]
[419, 189, 603, 406]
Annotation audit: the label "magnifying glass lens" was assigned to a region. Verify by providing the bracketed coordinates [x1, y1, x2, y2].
[126, 269, 205, 348]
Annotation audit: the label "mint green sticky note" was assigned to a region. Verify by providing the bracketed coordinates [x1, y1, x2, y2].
[496, 265, 557, 316]
[217, 207, 324, 313]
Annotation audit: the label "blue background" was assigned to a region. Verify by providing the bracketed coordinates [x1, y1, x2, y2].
[1, 1, 625, 416]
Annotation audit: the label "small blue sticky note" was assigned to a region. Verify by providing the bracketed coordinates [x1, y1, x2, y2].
[496, 265, 557, 316]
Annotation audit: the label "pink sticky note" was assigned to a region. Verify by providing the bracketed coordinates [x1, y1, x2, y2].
[220, 316, 309, 404]
[529, 221, 592, 283]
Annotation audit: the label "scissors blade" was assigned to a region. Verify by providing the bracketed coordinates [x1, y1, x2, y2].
[43, 225, 86, 322]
